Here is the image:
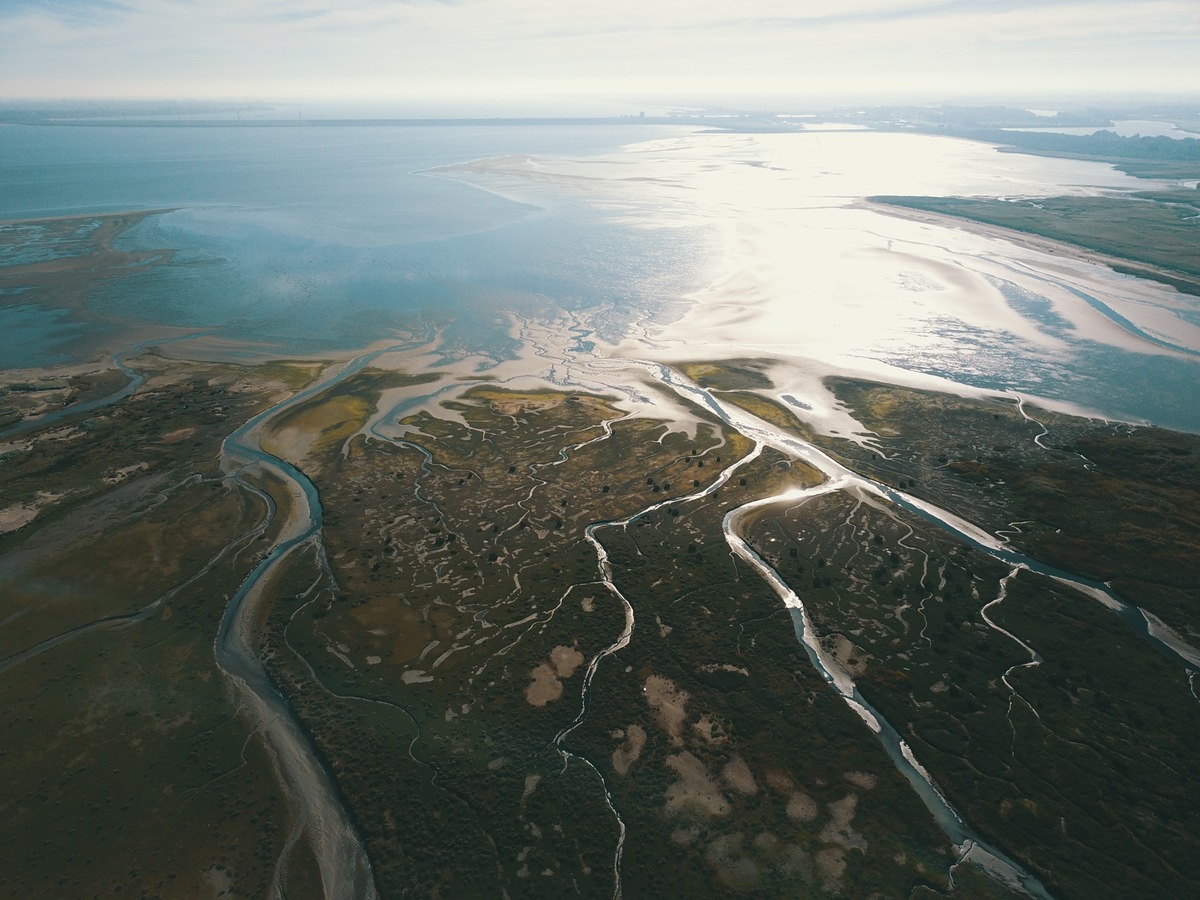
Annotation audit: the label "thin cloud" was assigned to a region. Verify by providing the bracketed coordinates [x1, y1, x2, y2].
[1, 1, 1196, 101]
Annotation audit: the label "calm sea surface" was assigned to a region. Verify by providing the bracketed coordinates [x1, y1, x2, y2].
[0, 124, 704, 366]
[2, 122, 1198, 431]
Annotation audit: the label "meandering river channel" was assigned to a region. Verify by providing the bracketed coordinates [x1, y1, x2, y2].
[193, 331, 1200, 900]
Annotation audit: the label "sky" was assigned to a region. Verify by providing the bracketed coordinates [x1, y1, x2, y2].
[1, 0, 1197, 110]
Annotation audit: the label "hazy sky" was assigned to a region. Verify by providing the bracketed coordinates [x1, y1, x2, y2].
[2, 1, 1197, 107]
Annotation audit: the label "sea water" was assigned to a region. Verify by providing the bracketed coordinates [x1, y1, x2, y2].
[0, 123, 706, 367]
[2, 121, 1198, 431]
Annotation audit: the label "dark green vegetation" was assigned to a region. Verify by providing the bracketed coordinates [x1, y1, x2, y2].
[872, 193, 1200, 296]
[870, 117, 1200, 301]
[4, 349, 1197, 897]
[257, 376, 969, 897]
[830, 104, 1200, 179]
[756, 378, 1200, 898]
[957, 130, 1200, 181]
[657, 360, 1200, 897]
[0, 355, 323, 898]
[820, 378, 1200, 639]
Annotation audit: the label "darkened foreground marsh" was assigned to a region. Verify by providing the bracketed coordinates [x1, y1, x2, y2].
[4, 343, 1197, 897]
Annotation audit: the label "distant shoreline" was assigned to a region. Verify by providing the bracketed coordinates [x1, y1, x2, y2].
[0, 115, 730, 130]
[0, 206, 177, 227]
[862, 197, 1200, 300]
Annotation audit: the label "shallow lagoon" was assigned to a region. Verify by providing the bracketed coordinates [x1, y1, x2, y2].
[2, 121, 1199, 431]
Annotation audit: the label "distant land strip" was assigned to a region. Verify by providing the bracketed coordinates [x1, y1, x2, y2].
[0, 115, 805, 132]
[938, 128, 1200, 180]
[869, 193, 1200, 297]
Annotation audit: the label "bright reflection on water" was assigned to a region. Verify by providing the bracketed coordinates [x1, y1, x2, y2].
[457, 130, 1200, 431]
[2, 124, 1199, 431]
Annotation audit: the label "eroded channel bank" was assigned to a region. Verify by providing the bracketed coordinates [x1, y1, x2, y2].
[210, 330, 435, 899]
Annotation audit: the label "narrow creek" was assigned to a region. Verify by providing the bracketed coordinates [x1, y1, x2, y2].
[211, 327, 433, 900]
[43, 322, 1191, 899]
[613, 358, 1200, 898]
[0, 331, 217, 442]
[554, 442, 767, 899]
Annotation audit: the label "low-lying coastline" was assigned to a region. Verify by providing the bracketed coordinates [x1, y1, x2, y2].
[868, 194, 1200, 299]
[4, 337, 1199, 897]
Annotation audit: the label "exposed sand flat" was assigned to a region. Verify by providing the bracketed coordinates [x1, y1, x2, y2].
[820, 794, 868, 852]
[643, 674, 689, 745]
[449, 130, 1197, 434]
[844, 771, 879, 790]
[865, 200, 1200, 355]
[0, 491, 64, 534]
[550, 644, 585, 678]
[816, 847, 847, 891]
[665, 751, 730, 817]
[525, 662, 564, 706]
[787, 792, 819, 822]
[722, 755, 759, 796]
[824, 633, 871, 678]
[524, 645, 586, 706]
[0, 504, 40, 534]
[612, 723, 647, 776]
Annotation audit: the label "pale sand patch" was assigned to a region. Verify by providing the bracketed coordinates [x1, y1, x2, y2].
[401, 669, 434, 684]
[550, 645, 584, 678]
[644, 674, 689, 745]
[365, 655, 381, 666]
[102, 461, 149, 485]
[580, 596, 595, 613]
[525, 645, 584, 706]
[665, 751, 730, 817]
[612, 723, 647, 776]
[766, 769, 795, 792]
[161, 426, 197, 444]
[824, 633, 871, 678]
[0, 504, 40, 534]
[203, 865, 235, 896]
[0, 491, 65, 534]
[844, 771, 878, 790]
[708, 840, 759, 881]
[820, 794, 868, 852]
[261, 422, 319, 468]
[39, 426, 82, 442]
[787, 792, 818, 822]
[525, 663, 563, 706]
[0, 438, 33, 456]
[722, 755, 759, 796]
[693, 715, 728, 744]
[816, 847, 846, 892]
